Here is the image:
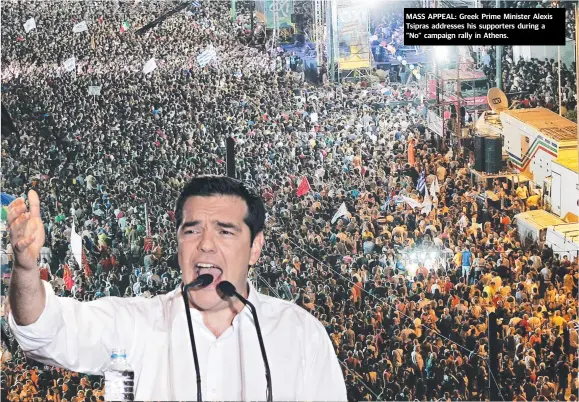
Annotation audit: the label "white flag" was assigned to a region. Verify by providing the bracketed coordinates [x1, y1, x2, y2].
[331, 202, 348, 224]
[310, 112, 318, 123]
[421, 190, 432, 215]
[71, 223, 83, 268]
[63, 56, 76, 72]
[197, 44, 216, 67]
[88, 85, 101, 96]
[23, 18, 36, 33]
[402, 196, 422, 209]
[72, 21, 88, 33]
[429, 180, 436, 197]
[143, 58, 157, 74]
[313, 167, 325, 185]
[430, 179, 438, 204]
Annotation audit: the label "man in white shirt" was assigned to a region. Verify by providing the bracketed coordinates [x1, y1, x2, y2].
[7, 176, 347, 401]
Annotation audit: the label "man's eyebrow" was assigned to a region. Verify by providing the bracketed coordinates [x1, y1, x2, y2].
[213, 220, 242, 232]
[180, 220, 242, 233]
[181, 220, 201, 229]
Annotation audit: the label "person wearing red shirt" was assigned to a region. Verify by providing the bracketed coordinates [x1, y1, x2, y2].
[38, 258, 51, 282]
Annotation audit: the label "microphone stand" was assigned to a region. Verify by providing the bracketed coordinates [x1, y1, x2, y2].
[218, 282, 272, 402]
[181, 274, 213, 402]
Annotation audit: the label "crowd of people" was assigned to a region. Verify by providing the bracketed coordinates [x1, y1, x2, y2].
[481, 1, 577, 118]
[1, 1, 578, 401]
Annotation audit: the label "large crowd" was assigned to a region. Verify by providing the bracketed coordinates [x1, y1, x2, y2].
[481, 0, 578, 118]
[1, 1, 578, 401]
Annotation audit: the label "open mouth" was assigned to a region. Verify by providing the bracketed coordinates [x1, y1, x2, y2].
[195, 263, 223, 288]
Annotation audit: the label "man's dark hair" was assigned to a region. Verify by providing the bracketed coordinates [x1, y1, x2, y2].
[175, 176, 265, 243]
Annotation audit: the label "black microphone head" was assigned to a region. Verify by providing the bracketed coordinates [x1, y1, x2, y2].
[217, 281, 236, 297]
[184, 274, 214, 291]
[196, 274, 214, 288]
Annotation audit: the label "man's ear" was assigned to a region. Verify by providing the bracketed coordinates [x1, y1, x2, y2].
[249, 231, 265, 266]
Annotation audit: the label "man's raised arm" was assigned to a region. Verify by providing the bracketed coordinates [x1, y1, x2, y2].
[7, 190, 46, 326]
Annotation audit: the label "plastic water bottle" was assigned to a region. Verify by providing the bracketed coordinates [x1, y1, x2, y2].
[104, 348, 135, 401]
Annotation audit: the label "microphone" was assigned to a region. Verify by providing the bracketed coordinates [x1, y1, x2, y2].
[217, 281, 272, 402]
[181, 273, 213, 402]
[183, 273, 214, 291]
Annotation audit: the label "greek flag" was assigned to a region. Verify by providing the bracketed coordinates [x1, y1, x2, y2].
[191, 1, 201, 7]
[197, 45, 216, 67]
[416, 173, 426, 194]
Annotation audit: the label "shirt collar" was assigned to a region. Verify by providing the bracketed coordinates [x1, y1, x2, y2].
[167, 280, 263, 330]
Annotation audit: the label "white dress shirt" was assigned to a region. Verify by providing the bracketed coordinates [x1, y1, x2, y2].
[9, 280, 347, 401]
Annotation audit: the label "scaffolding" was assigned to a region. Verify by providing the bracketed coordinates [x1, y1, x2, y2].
[325, 0, 372, 82]
[426, 47, 491, 144]
[312, 0, 326, 68]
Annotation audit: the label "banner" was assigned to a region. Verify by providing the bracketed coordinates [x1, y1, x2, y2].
[88, 86, 101, 96]
[197, 45, 216, 67]
[72, 21, 88, 33]
[143, 58, 157, 74]
[255, 0, 294, 29]
[63, 56, 76, 72]
[23, 18, 36, 33]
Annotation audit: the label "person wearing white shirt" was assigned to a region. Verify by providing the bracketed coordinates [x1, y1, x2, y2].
[39, 245, 52, 264]
[6, 176, 347, 401]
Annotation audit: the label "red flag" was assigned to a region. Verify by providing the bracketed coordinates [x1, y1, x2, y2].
[360, 166, 367, 177]
[296, 177, 311, 197]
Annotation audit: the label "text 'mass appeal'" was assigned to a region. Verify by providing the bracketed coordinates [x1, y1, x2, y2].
[404, 8, 565, 46]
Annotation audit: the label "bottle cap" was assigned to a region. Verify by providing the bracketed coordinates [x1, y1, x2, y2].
[111, 348, 127, 359]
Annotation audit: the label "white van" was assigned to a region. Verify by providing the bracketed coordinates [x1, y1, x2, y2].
[545, 223, 579, 259]
[513, 210, 566, 249]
